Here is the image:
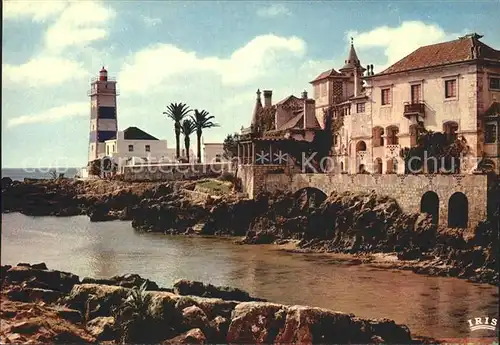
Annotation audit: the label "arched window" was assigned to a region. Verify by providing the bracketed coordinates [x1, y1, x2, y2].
[373, 127, 384, 147]
[386, 158, 397, 174]
[448, 192, 468, 228]
[386, 126, 399, 145]
[443, 121, 459, 143]
[421, 191, 439, 225]
[356, 141, 367, 152]
[409, 124, 419, 147]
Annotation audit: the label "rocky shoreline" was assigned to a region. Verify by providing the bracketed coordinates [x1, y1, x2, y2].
[1, 262, 429, 344]
[1, 177, 498, 285]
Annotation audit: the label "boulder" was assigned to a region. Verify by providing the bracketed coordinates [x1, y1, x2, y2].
[82, 273, 160, 290]
[206, 316, 230, 343]
[86, 316, 116, 340]
[48, 306, 83, 324]
[182, 305, 209, 331]
[173, 279, 262, 302]
[5, 265, 79, 292]
[162, 328, 206, 345]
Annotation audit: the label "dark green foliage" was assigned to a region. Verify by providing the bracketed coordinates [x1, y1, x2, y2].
[163, 103, 192, 159]
[191, 109, 219, 163]
[222, 133, 240, 160]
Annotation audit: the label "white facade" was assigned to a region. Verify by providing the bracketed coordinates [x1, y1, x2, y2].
[105, 130, 168, 165]
[203, 143, 226, 163]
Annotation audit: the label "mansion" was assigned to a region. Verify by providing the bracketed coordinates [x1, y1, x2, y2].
[238, 33, 500, 175]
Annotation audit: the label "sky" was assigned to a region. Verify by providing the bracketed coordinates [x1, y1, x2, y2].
[2, 0, 500, 168]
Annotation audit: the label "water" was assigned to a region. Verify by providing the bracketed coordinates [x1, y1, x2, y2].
[1, 168, 81, 181]
[1, 213, 498, 339]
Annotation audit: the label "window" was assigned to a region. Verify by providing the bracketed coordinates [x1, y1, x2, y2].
[356, 102, 366, 113]
[112, 145, 115, 153]
[411, 84, 421, 103]
[128, 145, 134, 152]
[106, 146, 109, 155]
[145, 145, 151, 152]
[445, 79, 457, 98]
[485, 124, 497, 143]
[333, 135, 338, 146]
[215, 154, 221, 163]
[381, 88, 391, 105]
[490, 77, 500, 90]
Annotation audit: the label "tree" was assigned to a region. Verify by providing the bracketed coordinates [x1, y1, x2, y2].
[180, 119, 195, 162]
[223, 133, 240, 160]
[163, 103, 192, 159]
[191, 109, 219, 163]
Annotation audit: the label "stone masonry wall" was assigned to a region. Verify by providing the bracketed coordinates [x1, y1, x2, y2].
[262, 172, 489, 228]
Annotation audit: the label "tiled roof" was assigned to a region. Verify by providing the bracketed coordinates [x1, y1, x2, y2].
[123, 127, 159, 140]
[278, 112, 304, 131]
[276, 95, 300, 105]
[378, 34, 500, 76]
[310, 68, 343, 83]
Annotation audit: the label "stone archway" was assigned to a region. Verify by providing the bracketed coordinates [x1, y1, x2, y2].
[448, 192, 468, 228]
[356, 141, 367, 152]
[420, 191, 439, 225]
[293, 187, 328, 208]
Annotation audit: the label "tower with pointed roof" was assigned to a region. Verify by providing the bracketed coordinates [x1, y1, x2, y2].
[88, 67, 119, 162]
[251, 89, 263, 133]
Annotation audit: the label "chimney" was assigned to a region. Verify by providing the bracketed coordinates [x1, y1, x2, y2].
[263, 90, 272, 107]
[301, 90, 308, 99]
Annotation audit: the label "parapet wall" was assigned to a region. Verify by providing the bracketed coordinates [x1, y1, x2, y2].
[238, 165, 490, 228]
[122, 163, 231, 181]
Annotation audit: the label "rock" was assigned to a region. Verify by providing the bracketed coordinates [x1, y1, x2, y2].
[1, 176, 13, 189]
[182, 305, 209, 331]
[48, 306, 83, 324]
[82, 273, 160, 290]
[173, 279, 262, 302]
[64, 283, 130, 320]
[366, 318, 412, 344]
[86, 316, 116, 340]
[206, 316, 230, 343]
[175, 295, 238, 320]
[162, 328, 206, 345]
[10, 320, 41, 334]
[5, 265, 79, 293]
[226, 302, 286, 343]
[30, 263, 48, 270]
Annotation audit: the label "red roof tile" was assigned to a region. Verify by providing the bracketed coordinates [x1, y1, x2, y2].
[378, 34, 500, 76]
[310, 68, 343, 83]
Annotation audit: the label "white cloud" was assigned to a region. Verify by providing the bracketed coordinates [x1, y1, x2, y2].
[44, 1, 116, 52]
[349, 21, 462, 72]
[7, 102, 88, 128]
[257, 4, 291, 18]
[119, 34, 306, 94]
[3, 0, 68, 22]
[142, 15, 162, 27]
[3, 56, 87, 87]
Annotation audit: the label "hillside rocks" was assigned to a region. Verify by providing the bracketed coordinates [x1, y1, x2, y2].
[1, 263, 418, 344]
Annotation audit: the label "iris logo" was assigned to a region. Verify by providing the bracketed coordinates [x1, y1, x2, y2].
[467, 317, 497, 332]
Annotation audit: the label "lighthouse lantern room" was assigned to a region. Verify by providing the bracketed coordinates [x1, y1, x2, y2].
[88, 67, 119, 162]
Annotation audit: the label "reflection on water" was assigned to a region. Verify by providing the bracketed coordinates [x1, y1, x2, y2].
[1, 213, 498, 339]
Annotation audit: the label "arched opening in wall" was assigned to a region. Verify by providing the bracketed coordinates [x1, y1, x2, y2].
[386, 126, 399, 145]
[374, 158, 383, 174]
[340, 161, 344, 173]
[386, 158, 397, 174]
[356, 141, 367, 152]
[443, 121, 459, 143]
[372, 127, 384, 147]
[358, 164, 366, 173]
[478, 158, 495, 173]
[409, 124, 419, 147]
[420, 191, 439, 225]
[448, 192, 468, 228]
[293, 187, 328, 208]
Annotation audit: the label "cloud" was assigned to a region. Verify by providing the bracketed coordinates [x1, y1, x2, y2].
[257, 4, 291, 18]
[348, 21, 463, 72]
[3, 56, 87, 87]
[7, 102, 88, 128]
[44, 1, 116, 52]
[142, 15, 162, 27]
[119, 34, 306, 94]
[3, 0, 68, 22]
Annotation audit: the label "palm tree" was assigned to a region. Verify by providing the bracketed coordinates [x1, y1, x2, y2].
[180, 119, 196, 162]
[163, 103, 192, 159]
[191, 109, 219, 163]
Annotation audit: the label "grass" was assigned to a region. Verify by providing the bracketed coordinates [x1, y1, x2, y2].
[195, 179, 232, 195]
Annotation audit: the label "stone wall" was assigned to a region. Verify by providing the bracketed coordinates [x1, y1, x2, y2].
[122, 163, 231, 181]
[239, 164, 490, 228]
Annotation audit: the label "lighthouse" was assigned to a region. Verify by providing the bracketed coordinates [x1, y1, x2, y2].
[88, 67, 119, 162]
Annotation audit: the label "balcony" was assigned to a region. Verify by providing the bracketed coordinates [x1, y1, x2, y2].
[404, 102, 425, 121]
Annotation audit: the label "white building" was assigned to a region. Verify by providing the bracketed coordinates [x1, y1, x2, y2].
[104, 126, 170, 165]
[203, 142, 226, 163]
